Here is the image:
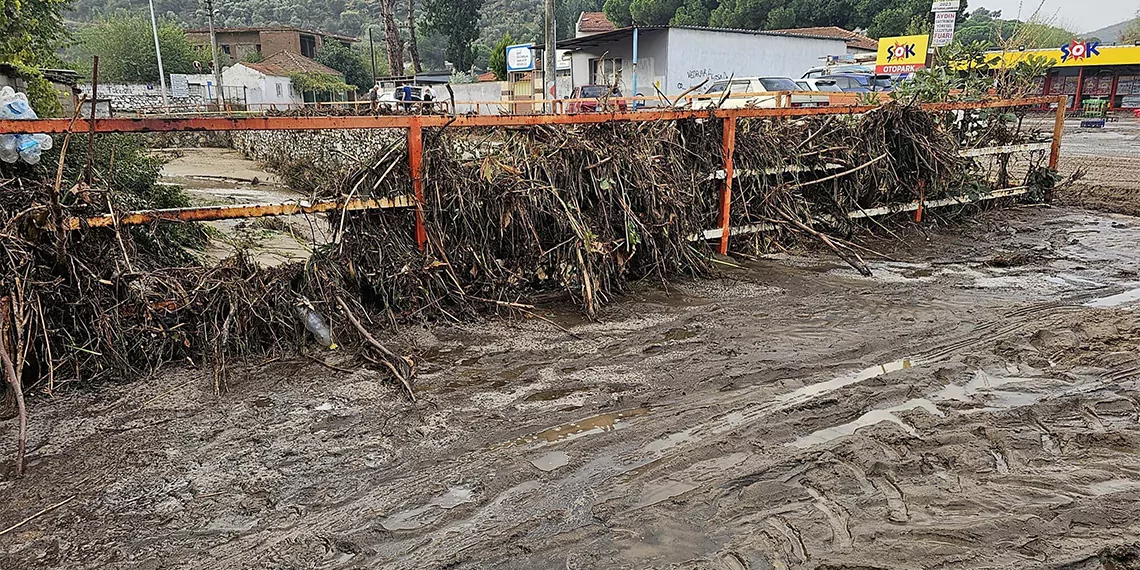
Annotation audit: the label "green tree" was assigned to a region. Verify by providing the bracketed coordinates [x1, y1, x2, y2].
[314, 41, 372, 92]
[603, 0, 634, 27]
[423, 0, 483, 72]
[0, 0, 70, 115]
[670, 0, 716, 25]
[72, 16, 208, 84]
[765, 5, 795, 28]
[488, 32, 513, 81]
[1124, 14, 1140, 44]
[629, 0, 684, 25]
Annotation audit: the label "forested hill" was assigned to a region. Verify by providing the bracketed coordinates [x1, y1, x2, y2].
[64, 0, 600, 45]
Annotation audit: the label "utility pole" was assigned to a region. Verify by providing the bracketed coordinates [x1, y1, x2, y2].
[543, 0, 556, 112]
[205, 0, 225, 109]
[368, 27, 377, 82]
[147, 0, 169, 110]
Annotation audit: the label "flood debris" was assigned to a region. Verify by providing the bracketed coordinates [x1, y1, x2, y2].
[0, 101, 1055, 479]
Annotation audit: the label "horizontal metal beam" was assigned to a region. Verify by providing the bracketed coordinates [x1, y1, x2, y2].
[958, 142, 1052, 157]
[60, 195, 414, 230]
[697, 185, 1029, 240]
[0, 97, 1059, 135]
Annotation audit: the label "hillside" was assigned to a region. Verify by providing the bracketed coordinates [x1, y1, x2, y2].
[1085, 18, 1133, 43]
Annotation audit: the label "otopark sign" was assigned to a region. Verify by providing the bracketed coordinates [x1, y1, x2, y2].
[876, 34, 930, 74]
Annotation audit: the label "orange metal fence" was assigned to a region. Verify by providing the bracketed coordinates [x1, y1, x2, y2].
[2, 95, 1067, 256]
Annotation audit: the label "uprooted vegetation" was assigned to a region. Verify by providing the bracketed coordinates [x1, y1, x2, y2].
[1, 102, 1057, 477]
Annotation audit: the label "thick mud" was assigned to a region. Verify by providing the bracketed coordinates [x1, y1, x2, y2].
[1055, 118, 1140, 217]
[3, 204, 1140, 569]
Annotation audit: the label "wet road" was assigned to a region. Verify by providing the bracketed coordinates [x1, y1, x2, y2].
[3, 205, 1140, 569]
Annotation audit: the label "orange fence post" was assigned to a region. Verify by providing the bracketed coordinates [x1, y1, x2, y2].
[717, 116, 737, 256]
[408, 119, 427, 251]
[1049, 95, 1066, 170]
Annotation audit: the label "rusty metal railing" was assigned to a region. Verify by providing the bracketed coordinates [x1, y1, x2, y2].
[1, 95, 1067, 255]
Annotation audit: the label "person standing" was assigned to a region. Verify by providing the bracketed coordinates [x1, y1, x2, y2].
[368, 83, 380, 113]
[423, 85, 436, 113]
[401, 84, 413, 113]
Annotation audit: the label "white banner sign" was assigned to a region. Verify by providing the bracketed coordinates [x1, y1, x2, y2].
[932, 11, 957, 46]
[505, 44, 535, 72]
[170, 74, 190, 98]
[930, 0, 960, 11]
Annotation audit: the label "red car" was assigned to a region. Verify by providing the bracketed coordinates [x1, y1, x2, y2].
[567, 85, 627, 113]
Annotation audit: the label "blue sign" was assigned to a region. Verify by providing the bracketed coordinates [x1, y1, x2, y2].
[506, 44, 535, 73]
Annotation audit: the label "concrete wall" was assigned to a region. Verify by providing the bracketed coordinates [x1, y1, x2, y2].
[664, 29, 846, 93]
[568, 28, 847, 97]
[449, 81, 507, 114]
[222, 65, 302, 109]
[569, 29, 667, 97]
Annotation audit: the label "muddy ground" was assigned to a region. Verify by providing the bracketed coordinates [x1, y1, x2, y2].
[3, 125, 1140, 570]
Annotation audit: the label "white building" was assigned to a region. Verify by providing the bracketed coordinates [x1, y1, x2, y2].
[557, 24, 851, 97]
[222, 51, 345, 110]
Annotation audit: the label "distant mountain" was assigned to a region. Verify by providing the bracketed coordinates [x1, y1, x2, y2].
[1085, 18, 1133, 43]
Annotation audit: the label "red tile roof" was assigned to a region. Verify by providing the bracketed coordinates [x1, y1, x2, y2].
[767, 26, 878, 51]
[476, 71, 498, 82]
[241, 51, 343, 77]
[577, 12, 617, 33]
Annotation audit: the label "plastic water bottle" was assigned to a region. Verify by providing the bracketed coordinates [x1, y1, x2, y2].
[0, 136, 17, 163]
[296, 305, 337, 349]
[15, 135, 40, 165]
[0, 87, 53, 164]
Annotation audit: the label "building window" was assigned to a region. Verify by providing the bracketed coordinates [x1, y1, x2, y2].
[588, 58, 623, 86]
[276, 83, 283, 97]
[221, 44, 231, 55]
[300, 35, 317, 58]
[255, 44, 262, 55]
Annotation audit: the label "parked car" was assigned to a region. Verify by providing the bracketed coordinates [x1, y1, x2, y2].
[567, 85, 627, 113]
[802, 64, 875, 78]
[820, 73, 895, 93]
[689, 77, 829, 109]
[795, 78, 843, 92]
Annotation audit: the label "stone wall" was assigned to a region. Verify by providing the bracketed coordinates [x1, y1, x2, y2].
[78, 83, 209, 114]
[231, 128, 404, 191]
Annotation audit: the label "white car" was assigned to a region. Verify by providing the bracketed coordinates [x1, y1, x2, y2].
[795, 78, 843, 92]
[687, 77, 830, 109]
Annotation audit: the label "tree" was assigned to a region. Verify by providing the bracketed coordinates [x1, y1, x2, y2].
[72, 16, 209, 84]
[423, 0, 483, 72]
[765, 5, 795, 29]
[378, 0, 405, 76]
[0, 0, 71, 115]
[603, 0, 634, 27]
[488, 32, 512, 80]
[629, 0, 684, 25]
[407, 0, 423, 73]
[1121, 14, 1140, 44]
[670, 0, 716, 25]
[314, 41, 372, 92]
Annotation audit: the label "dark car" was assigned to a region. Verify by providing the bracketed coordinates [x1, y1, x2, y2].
[820, 74, 895, 93]
[567, 85, 626, 113]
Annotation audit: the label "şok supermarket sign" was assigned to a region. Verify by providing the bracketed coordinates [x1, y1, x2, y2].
[875, 34, 930, 74]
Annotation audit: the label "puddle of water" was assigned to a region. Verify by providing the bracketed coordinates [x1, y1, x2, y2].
[516, 408, 650, 447]
[662, 327, 698, 342]
[525, 388, 579, 402]
[783, 358, 913, 401]
[380, 486, 476, 531]
[1085, 286, 1140, 308]
[634, 480, 699, 509]
[530, 451, 570, 472]
[789, 398, 942, 448]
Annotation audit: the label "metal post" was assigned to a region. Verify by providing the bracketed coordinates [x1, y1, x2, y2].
[717, 116, 736, 255]
[631, 27, 639, 108]
[1049, 95, 1066, 170]
[147, 0, 169, 110]
[1072, 67, 1083, 112]
[206, 0, 225, 109]
[84, 56, 99, 186]
[408, 119, 427, 251]
[368, 27, 377, 83]
[543, 0, 556, 112]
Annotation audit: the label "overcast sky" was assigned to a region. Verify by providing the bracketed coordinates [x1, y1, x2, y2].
[972, 0, 1138, 33]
